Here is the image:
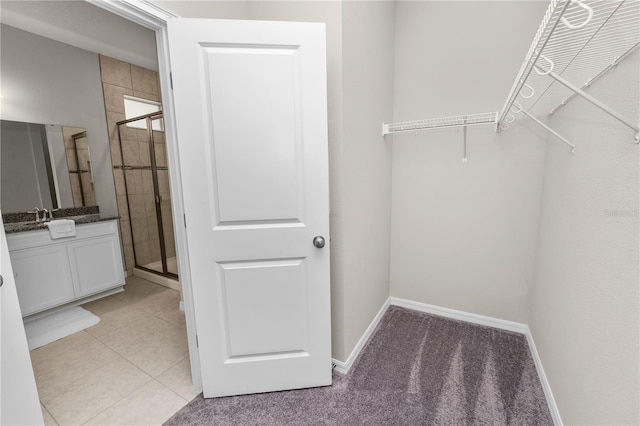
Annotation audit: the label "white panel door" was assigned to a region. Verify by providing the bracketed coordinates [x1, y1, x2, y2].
[0, 217, 43, 425]
[168, 19, 331, 397]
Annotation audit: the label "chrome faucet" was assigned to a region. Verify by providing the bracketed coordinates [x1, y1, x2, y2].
[46, 209, 59, 221]
[27, 207, 41, 223]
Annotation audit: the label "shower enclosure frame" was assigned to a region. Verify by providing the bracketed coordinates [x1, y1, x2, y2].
[70, 130, 90, 206]
[115, 111, 177, 280]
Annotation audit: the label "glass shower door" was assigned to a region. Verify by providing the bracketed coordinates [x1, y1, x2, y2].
[150, 115, 178, 276]
[116, 112, 177, 279]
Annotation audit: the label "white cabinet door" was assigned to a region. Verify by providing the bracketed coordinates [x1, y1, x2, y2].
[11, 245, 75, 315]
[168, 19, 331, 397]
[67, 234, 125, 298]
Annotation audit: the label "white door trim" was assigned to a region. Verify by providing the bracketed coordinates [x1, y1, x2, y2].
[85, 0, 202, 391]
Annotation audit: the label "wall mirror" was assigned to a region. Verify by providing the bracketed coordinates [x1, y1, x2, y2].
[1, 119, 96, 213]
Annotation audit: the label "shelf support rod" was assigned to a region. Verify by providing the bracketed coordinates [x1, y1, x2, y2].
[521, 109, 575, 152]
[539, 68, 640, 140]
[549, 42, 640, 116]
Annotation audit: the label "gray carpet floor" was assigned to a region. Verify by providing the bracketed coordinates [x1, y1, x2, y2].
[165, 306, 553, 425]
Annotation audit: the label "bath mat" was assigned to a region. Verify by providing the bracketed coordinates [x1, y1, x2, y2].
[24, 306, 100, 350]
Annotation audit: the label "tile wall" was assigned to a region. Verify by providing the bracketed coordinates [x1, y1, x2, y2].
[99, 55, 175, 274]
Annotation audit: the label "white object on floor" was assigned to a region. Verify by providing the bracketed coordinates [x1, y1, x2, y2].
[23, 306, 99, 350]
[45, 219, 76, 239]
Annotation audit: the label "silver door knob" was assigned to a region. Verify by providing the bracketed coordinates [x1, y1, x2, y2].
[313, 236, 325, 248]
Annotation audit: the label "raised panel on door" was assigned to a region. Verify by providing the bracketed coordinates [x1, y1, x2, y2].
[67, 235, 125, 297]
[169, 19, 331, 397]
[218, 258, 308, 360]
[205, 45, 304, 226]
[10, 246, 75, 316]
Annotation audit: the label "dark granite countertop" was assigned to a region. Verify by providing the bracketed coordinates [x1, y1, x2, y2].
[3, 214, 120, 234]
[3, 206, 119, 234]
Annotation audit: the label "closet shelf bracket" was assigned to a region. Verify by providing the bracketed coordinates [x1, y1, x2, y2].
[537, 67, 640, 142]
[521, 109, 575, 152]
[382, 112, 498, 136]
[496, 0, 573, 129]
[549, 42, 640, 117]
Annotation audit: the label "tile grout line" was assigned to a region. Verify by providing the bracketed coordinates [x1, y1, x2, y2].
[80, 358, 155, 426]
[46, 353, 151, 424]
[31, 331, 98, 368]
[41, 402, 58, 426]
[86, 307, 152, 340]
[34, 276, 188, 424]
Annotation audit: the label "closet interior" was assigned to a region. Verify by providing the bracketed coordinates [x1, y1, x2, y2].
[383, 0, 640, 151]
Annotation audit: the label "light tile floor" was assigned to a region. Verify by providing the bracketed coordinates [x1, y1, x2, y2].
[32, 275, 198, 425]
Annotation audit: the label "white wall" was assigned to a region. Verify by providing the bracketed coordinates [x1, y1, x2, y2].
[0, 25, 117, 216]
[156, 0, 249, 19]
[389, 1, 549, 323]
[529, 49, 639, 425]
[0, 0, 158, 71]
[340, 1, 394, 362]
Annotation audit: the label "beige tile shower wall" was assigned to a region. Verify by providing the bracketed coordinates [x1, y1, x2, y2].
[99, 55, 164, 273]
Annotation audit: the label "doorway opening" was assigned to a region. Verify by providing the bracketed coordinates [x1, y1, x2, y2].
[115, 111, 178, 280]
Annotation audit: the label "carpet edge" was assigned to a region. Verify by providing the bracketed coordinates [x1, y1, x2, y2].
[332, 297, 391, 374]
[524, 326, 563, 426]
[389, 297, 528, 334]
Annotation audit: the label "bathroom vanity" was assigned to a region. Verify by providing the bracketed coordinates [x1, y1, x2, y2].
[5, 216, 124, 317]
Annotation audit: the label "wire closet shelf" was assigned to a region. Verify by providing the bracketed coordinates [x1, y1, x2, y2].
[497, 0, 640, 147]
[382, 112, 498, 136]
[382, 0, 639, 149]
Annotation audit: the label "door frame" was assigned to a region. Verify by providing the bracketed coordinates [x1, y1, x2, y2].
[86, 0, 202, 390]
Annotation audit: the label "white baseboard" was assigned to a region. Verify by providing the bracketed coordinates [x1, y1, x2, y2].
[331, 296, 560, 425]
[524, 326, 563, 426]
[389, 297, 528, 334]
[332, 297, 390, 374]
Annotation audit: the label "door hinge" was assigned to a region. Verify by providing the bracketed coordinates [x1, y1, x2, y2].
[170, 72, 174, 90]
[183, 213, 187, 228]
[196, 335, 199, 347]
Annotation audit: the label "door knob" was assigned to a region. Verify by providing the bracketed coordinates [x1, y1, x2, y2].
[313, 236, 325, 248]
